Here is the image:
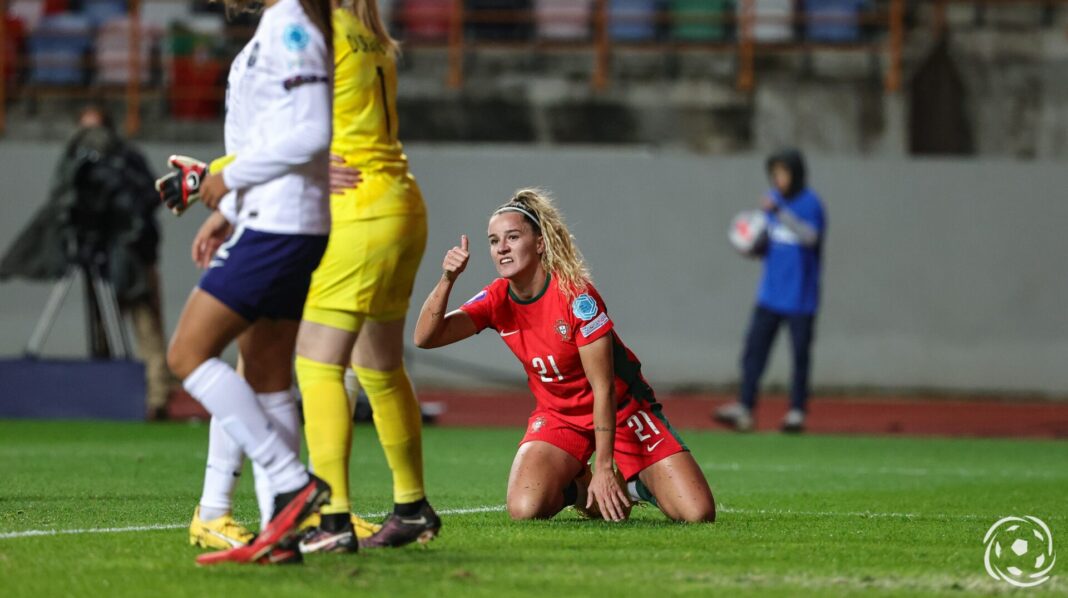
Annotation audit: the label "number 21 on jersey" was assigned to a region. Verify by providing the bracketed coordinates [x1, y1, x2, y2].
[531, 355, 563, 382]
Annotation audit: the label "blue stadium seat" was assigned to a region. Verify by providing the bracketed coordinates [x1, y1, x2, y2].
[27, 13, 92, 85]
[83, 0, 128, 26]
[804, 0, 866, 42]
[609, 0, 658, 42]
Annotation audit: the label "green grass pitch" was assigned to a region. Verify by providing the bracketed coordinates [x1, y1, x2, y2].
[0, 420, 1065, 597]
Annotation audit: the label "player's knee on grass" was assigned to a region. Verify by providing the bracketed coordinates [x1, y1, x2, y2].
[638, 452, 716, 523]
[507, 493, 562, 520]
[674, 501, 717, 523]
[658, 492, 716, 523]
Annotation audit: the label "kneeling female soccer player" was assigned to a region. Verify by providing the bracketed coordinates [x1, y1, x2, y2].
[413, 189, 716, 522]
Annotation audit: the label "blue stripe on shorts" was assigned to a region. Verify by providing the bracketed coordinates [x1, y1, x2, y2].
[198, 226, 328, 322]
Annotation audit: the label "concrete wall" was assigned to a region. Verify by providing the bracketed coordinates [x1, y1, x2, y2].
[1, 142, 1066, 394]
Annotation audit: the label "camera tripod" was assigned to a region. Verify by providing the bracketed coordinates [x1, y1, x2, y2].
[26, 256, 131, 359]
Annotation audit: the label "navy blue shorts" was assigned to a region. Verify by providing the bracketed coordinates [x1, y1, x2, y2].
[199, 226, 328, 322]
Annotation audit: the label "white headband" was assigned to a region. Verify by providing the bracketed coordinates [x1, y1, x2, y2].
[494, 205, 540, 227]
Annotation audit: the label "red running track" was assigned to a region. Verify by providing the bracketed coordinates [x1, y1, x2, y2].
[420, 391, 1068, 439]
[168, 389, 1068, 439]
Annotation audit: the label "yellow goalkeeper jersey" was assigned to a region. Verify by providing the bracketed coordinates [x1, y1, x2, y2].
[330, 9, 423, 220]
[332, 9, 406, 171]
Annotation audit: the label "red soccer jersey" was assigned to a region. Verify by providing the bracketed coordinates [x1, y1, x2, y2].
[459, 274, 657, 429]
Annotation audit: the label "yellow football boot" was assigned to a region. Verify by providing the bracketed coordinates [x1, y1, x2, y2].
[189, 506, 255, 550]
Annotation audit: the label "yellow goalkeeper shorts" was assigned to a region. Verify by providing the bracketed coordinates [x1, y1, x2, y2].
[303, 209, 427, 328]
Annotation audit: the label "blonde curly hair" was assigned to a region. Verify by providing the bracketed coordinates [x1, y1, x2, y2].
[493, 188, 590, 301]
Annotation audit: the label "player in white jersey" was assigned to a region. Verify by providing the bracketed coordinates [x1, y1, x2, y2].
[159, 0, 334, 566]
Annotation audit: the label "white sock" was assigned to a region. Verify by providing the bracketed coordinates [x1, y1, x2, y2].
[251, 390, 302, 529]
[626, 480, 642, 502]
[184, 358, 309, 495]
[198, 416, 245, 521]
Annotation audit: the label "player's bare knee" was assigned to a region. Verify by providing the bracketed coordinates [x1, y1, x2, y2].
[688, 506, 717, 523]
[672, 501, 716, 524]
[166, 337, 214, 381]
[166, 342, 194, 379]
[507, 495, 554, 520]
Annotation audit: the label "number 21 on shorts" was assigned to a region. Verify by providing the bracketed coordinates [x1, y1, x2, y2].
[627, 410, 662, 442]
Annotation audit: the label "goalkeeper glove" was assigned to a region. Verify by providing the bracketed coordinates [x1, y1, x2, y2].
[155, 154, 236, 215]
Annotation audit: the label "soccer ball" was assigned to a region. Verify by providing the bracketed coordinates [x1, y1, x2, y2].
[728, 210, 768, 257]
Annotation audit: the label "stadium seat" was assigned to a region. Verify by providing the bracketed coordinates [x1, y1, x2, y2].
[669, 0, 732, 42]
[168, 53, 223, 119]
[141, 0, 195, 30]
[738, 0, 793, 42]
[534, 0, 593, 41]
[42, 0, 68, 15]
[82, 0, 127, 26]
[10, 0, 45, 30]
[803, 0, 866, 42]
[94, 16, 159, 85]
[467, 0, 533, 42]
[608, 0, 658, 42]
[27, 12, 92, 85]
[3, 16, 26, 87]
[396, 0, 451, 42]
[164, 16, 225, 118]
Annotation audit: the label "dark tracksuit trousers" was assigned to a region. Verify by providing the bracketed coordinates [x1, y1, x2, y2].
[739, 305, 816, 412]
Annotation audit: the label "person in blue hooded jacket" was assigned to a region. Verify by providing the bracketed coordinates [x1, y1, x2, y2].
[715, 149, 826, 433]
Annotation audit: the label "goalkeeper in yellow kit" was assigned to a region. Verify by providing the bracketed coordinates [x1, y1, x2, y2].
[186, 0, 434, 553]
[293, 0, 436, 552]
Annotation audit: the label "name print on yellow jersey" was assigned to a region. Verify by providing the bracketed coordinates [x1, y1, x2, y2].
[345, 33, 387, 55]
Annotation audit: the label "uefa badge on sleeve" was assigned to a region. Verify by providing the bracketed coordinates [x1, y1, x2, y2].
[571, 294, 598, 321]
[983, 515, 1056, 588]
[283, 23, 310, 52]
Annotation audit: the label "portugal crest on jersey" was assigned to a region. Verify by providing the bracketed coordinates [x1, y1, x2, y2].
[555, 319, 570, 341]
[530, 416, 547, 433]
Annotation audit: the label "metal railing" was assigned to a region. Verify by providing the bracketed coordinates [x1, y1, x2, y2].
[1, 0, 1063, 137]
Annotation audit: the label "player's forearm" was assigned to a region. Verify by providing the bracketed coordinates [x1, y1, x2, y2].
[414, 276, 455, 348]
[222, 84, 331, 191]
[591, 383, 616, 469]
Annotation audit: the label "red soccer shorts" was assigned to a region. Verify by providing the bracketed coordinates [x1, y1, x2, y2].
[520, 401, 687, 481]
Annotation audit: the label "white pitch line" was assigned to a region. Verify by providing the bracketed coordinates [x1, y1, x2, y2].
[0, 505, 508, 541]
[0, 523, 187, 539]
[1, 503, 1008, 540]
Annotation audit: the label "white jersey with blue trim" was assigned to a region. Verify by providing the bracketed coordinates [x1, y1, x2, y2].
[219, 0, 332, 235]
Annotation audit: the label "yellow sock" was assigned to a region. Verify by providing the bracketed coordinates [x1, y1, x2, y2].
[295, 356, 352, 515]
[355, 365, 425, 504]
